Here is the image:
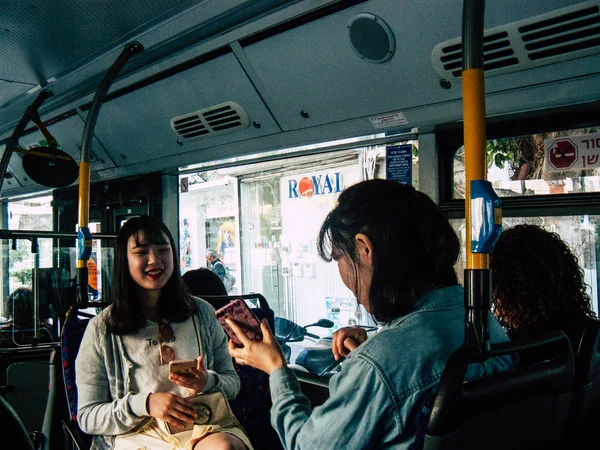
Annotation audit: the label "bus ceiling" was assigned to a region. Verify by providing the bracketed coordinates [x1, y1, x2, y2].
[0, 0, 599, 198]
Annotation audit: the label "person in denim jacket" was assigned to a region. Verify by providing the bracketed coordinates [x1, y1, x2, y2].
[227, 179, 514, 449]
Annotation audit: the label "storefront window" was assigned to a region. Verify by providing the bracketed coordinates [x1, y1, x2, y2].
[179, 174, 240, 294]
[179, 138, 418, 368]
[453, 127, 600, 199]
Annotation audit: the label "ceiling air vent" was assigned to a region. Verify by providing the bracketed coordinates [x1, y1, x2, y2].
[170, 101, 249, 140]
[432, 0, 600, 79]
[520, 3, 600, 61]
[434, 31, 518, 78]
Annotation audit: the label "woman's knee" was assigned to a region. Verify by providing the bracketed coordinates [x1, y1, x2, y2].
[193, 432, 247, 450]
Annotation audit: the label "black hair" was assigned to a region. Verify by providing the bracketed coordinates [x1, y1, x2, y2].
[106, 215, 196, 334]
[183, 267, 228, 306]
[6, 287, 34, 329]
[317, 179, 460, 323]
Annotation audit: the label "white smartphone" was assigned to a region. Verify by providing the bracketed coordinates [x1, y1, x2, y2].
[168, 359, 197, 375]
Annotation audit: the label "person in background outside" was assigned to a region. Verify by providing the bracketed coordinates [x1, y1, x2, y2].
[225, 179, 514, 449]
[76, 215, 251, 450]
[205, 249, 227, 285]
[490, 223, 597, 347]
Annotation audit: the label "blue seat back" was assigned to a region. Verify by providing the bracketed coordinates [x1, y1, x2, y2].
[59, 307, 97, 450]
[61, 309, 91, 422]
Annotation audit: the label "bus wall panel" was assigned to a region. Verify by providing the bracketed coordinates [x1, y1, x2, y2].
[242, 0, 598, 132]
[91, 53, 280, 166]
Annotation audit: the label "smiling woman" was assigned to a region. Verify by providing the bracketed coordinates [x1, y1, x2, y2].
[74, 215, 252, 450]
[126, 229, 174, 296]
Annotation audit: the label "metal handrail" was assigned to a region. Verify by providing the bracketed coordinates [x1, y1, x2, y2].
[0, 230, 116, 240]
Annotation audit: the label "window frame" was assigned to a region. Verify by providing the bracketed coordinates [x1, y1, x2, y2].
[437, 101, 600, 219]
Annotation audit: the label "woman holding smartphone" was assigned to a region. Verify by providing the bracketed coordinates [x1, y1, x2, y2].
[227, 179, 514, 449]
[76, 215, 251, 450]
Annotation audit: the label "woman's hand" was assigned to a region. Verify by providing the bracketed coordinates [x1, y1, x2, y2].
[227, 318, 287, 375]
[147, 392, 197, 431]
[169, 356, 208, 395]
[332, 326, 368, 360]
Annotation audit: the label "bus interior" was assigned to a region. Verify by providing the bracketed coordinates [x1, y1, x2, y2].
[1, 0, 600, 449]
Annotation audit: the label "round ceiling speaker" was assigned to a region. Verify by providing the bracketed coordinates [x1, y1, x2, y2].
[348, 13, 395, 64]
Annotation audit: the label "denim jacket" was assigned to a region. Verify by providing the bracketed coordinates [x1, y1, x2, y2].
[269, 285, 514, 449]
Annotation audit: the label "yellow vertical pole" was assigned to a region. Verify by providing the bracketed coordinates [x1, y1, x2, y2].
[462, 0, 492, 356]
[462, 69, 488, 271]
[77, 160, 91, 272]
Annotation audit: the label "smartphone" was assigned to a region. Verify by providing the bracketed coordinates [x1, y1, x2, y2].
[168, 359, 197, 376]
[215, 299, 263, 347]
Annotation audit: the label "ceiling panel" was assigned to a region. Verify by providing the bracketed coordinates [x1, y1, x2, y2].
[242, 0, 596, 132]
[91, 52, 280, 166]
[0, 0, 195, 86]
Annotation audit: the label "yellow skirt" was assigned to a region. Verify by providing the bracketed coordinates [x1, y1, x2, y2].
[113, 418, 253, 450]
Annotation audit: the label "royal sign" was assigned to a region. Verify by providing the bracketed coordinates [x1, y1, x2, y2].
[288, 172, 343, 198]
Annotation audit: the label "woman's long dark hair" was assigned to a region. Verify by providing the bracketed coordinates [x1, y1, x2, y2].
[317, 179, 460, 323]
[491, 224, 595, 332]
[106, 215, 196, 334]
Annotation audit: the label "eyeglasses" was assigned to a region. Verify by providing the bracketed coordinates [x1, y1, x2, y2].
[158, 322, 175, 365]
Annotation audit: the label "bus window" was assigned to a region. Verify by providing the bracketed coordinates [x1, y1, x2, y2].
[6, 196, 53, 291]
[450, 215, 600, 315]
[179, 136, 417, 371]
[441, 116, 600, 317]
[453, 126, 600, 199]
[0, 196, 115, 347]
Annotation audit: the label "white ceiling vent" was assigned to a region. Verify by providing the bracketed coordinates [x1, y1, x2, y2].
[432, 1, 600, 79]
[170, 101, 249, 140]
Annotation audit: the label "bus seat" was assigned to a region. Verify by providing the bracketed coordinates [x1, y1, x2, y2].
[39, 346, 69, 450]
[567, 316, 600, 447]
[423, 330, 574, 450]
[4, 354, 51, 433]
[200, 293, 283, 450]
[0, 392, 36, 450]
[60, 308, 94, 450]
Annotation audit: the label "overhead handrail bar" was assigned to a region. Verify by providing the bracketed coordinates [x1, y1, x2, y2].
[76, 41, 143, 305]
[0, 230, 116, 240]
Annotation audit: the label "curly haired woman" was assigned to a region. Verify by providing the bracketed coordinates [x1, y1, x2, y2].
[491, 224, 596, 345]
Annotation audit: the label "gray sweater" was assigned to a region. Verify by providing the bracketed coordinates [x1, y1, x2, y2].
[76, 297, 240, 450]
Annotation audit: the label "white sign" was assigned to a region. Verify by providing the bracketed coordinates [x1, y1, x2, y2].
[369, 112, 408, 129]
[545, 132, 600, 173]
